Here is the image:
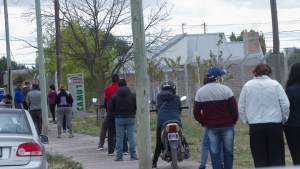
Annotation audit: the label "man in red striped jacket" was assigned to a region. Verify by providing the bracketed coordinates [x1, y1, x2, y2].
[193, 67, 239, 169]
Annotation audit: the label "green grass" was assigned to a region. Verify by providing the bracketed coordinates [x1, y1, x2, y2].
[72, 114, 292, 169]
[47, 153, 83, 169]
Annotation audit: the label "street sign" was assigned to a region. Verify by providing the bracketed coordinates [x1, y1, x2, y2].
[67, 73, 86, 117]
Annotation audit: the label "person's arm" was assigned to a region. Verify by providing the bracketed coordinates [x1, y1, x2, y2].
[193, 101, 204, 127]
[26, 93, 30, 108]
[228, 96, 239, 124]
[107, 94, 115, 116]
[278, 85, 290, 123]
[238, 86, 248, 124]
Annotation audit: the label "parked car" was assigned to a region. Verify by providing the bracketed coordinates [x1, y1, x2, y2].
[0, 108, 48, 169]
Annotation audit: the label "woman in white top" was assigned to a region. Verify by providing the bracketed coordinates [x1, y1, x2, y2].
[238, 63, 290, 168]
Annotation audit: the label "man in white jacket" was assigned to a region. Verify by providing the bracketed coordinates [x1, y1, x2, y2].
[238, 63, 290, 168]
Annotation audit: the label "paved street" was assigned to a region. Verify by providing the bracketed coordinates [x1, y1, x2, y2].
[44, 122, 202, 169]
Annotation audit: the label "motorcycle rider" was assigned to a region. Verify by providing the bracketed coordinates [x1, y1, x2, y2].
[152, 80, 189, 168]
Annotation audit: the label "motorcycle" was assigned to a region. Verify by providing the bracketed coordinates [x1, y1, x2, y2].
[150, 96, 190, 169]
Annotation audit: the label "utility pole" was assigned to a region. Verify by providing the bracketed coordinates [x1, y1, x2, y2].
[203, 23, 207, 34]
[3, 0, 14, 105]
[55, 0, 62, 87]
[182, 23, 185, 34]
[35, 0, 48, 135]
[270, 0, 282, 84]
[130, 0, 151, 168]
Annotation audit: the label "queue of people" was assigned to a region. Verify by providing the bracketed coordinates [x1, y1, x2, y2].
[2, 62, 299, 168]
[192, 63, 300, 169]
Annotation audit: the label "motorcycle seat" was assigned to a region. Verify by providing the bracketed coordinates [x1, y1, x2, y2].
[161, 120, 182, 129]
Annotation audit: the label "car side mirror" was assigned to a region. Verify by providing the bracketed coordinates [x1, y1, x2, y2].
[40, 135, 49, 144]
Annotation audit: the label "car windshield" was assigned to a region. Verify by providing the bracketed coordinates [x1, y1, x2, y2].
[0, 111, 31, 134]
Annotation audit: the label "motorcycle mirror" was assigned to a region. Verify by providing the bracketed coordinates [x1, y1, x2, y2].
[149, 100, 156, 105]
[180, 96, 187, 101]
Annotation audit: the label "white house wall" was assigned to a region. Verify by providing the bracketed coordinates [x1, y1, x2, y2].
[186, 34, 232, 63]
[158, 36, 188, 65]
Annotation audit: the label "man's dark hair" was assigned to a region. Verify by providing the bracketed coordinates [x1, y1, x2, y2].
[4, 94, 12, 100]
[32, 83, 39, 90]
[118, 79, 127, 87]
[50, 84, 55, 90]
[111, 74, 119, 83]
[24, 81, 30, 85]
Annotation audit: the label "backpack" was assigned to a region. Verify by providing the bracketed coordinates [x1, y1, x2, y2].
[56, 90, 73, 106]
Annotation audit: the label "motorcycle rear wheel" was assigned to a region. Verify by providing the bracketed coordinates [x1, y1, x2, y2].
[170, 148, 178, 169]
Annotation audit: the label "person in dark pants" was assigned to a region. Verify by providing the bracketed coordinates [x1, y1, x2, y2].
[284, 62, 300, 165]
[152, 80, 188, 168]
[108, 79, 138, 161]
[97, 115, 108, 150]
[104, 74, 128, 155]
[21, 81, 30, 110]
[14, 84, 22, 109]
[238, 63, 290, 167]
[48, 84, 57, 123]
[26, 83, 42, 135]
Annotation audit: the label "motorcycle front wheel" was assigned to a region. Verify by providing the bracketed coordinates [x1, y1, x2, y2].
[170, 148, 178, 169]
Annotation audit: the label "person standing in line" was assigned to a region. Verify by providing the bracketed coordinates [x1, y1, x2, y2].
[55, 84, 74, 138]
[194, 67, 239, 169]
[21, 81, 31, 110]
[96, 97, 108, 151]
[0, 94, 13, 108]
[284, 62, 300, 165]
[14, 84, 22, 109]
[48, 84, 57, 124]
[199, 76, 224, 169]
[26, 83, 42, 135]
[108, 79, 138, 161]
[103, 74, 128, 155]
[238, 63, 290, 167]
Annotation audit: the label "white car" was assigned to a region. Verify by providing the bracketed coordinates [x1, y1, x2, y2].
[0, 108, 48, 169]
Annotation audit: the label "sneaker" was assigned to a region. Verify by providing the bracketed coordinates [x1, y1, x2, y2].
[57, 135, 62, 138]
[115, 156, 123, 161]
[123, 152, 129, 155]
[63, 130, 66, 133]
[96, 145, 104, 151]
[108, 153, 114, 156]
[152, 164, 157, 168]
[199, 166, 205, 169]
[130, 156, 138, 161]
[52, 120, 57, 124]
[69, 134, 74, 138]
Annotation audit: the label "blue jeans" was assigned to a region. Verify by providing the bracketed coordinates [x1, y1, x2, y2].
[200, 128, 224, 168]
[207, 126, 234, 169]
[115, 118, 136, 158]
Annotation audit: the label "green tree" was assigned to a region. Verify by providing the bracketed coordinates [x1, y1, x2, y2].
[230, 29, 267, 55]
[192, 33, 233, 86]
[0, 56, 26, 86]
[23, 0, 172, 103]
[288, 48, 300, 67]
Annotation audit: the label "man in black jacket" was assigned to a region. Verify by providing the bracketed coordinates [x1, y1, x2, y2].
[108, 79, 138, 161]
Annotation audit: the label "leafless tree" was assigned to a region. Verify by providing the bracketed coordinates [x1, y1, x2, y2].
[22, 0, 172, 99]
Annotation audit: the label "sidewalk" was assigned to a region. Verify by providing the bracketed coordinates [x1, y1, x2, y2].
[44, 122, 202, 169]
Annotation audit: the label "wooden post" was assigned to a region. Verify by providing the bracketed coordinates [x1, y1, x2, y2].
[130, 0, 152, 169]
